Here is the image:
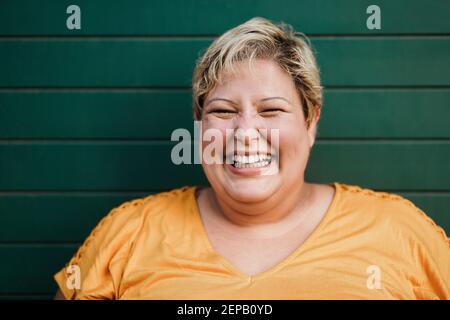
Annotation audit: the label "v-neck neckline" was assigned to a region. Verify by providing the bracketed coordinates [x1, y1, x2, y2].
[189, 182, 341, 282]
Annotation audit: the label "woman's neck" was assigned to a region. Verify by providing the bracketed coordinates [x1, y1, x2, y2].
[201, 182, 315, 237]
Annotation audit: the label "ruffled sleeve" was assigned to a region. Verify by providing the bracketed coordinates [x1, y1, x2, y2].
[53, 197, 148, 300]
[391, 197, 450, 299]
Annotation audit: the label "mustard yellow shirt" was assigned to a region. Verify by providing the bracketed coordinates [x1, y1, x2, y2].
[54, 182, 450, 299]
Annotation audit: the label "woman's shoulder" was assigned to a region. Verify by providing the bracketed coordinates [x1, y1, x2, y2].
[70, 186, 197, 263]
[333, 182, 449, 298]
[55, 186, 199, 299]
[335, 182, 449, 248]
[96, 185, 197, 230]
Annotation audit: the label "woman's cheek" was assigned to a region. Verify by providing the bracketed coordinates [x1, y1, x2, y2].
[278, 123, 310, 162]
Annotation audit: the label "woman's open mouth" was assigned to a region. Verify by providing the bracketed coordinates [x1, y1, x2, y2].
[230, 154, 272, 168]
[224, 153, 278, 176]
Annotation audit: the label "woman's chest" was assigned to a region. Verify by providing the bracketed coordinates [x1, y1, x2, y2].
[118, 231, 418, 300]
[118, 256, 415, 300]
[205, 228, 311, 277]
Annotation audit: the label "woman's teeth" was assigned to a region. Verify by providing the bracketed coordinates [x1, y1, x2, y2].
[231, 154, 272, 168]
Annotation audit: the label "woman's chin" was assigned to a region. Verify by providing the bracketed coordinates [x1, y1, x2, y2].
[215, 161, 280, 202]
[224, 179, 278, 203]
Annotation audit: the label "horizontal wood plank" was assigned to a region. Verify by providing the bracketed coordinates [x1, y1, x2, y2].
[0, 245, 77, 294]
[0, 193, 151, 242]
[0, 39, 449, 87]
[0, 0, 449, 36]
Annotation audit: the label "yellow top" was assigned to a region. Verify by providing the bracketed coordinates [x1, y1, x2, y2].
[54, 182, 450, 300]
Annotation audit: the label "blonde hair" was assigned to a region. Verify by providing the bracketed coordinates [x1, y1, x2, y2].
[192, 17, 323, 127]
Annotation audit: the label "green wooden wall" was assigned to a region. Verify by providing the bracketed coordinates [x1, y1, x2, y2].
[0, 0, 449, 299]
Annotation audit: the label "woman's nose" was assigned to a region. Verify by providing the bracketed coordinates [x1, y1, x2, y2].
[233, 111, 263, 146]
[234, 109, 261, 130]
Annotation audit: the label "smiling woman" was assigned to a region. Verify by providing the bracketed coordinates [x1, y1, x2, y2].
[53, 17, 450, 300]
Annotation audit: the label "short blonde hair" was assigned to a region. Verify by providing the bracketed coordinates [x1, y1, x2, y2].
[192, 17, 323, 127]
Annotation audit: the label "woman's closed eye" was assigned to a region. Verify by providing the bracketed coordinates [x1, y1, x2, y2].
[259, 107, 285, 116]
[207, 108, 237, 117]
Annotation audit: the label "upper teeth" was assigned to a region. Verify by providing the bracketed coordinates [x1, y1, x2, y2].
[232, 154, 272, 164]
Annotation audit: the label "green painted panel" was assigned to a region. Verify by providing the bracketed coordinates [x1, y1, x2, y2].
[0, 0, 449, 35]
[0, 39, 449, 87]
[0, 91, 191, 139]
[0, 39, 200, 87]
[319, 90, 450, 138]
[0, 245, 77, 294]
[305, 141, 450, 190]
[0, 142, 208, 190]
[0, 193, 151, 242]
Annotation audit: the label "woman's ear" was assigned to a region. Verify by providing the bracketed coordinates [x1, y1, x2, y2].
[307, 108, 321, 148]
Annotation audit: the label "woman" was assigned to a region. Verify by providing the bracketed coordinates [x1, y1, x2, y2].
[54, 17, 449, 300]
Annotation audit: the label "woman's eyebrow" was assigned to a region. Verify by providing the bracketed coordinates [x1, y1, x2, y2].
[205, 98, 237, 107]
[206, 96, 292, 106]
[260, 96, 292, 105]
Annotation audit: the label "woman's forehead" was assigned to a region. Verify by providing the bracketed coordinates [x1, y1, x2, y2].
[208, 60, 298, 103]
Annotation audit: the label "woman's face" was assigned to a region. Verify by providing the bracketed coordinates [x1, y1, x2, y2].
[200, 59, 319, 205]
